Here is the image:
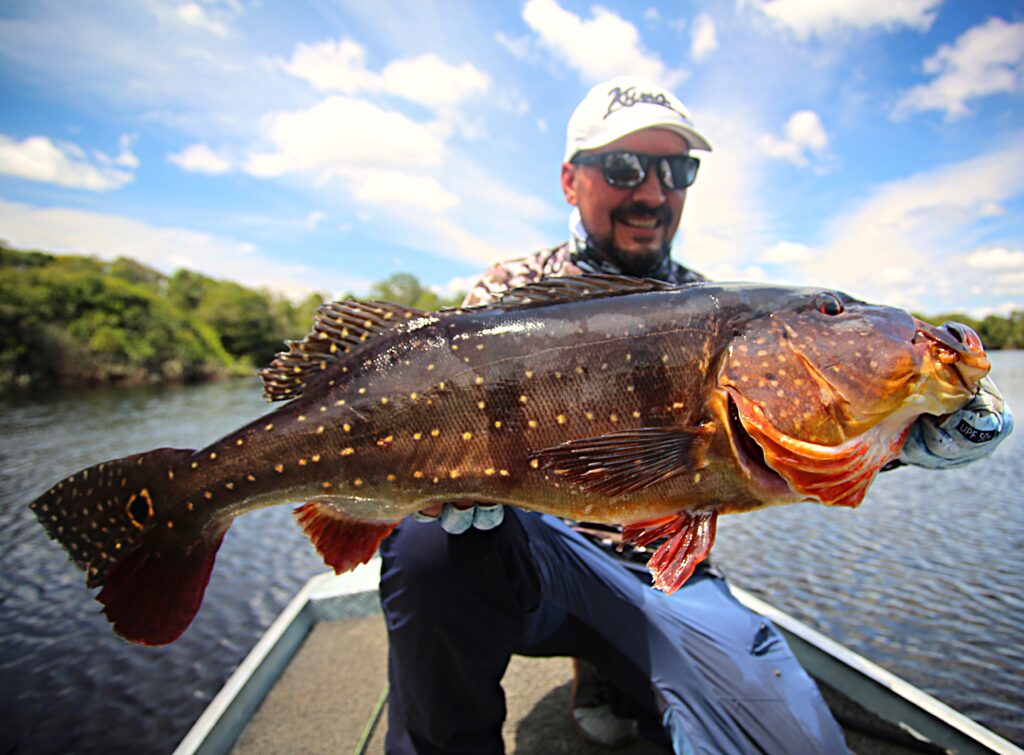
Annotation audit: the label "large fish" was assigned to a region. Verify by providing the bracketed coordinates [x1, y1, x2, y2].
[30, 276, 989, 645]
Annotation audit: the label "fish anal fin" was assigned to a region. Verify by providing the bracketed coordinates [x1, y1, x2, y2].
[97, 528, 226, 646]
[531, 425, 713, 498]
[261, 300, 430, 402]
[624, 511, 718, 593]
[295, 501, 397, 573]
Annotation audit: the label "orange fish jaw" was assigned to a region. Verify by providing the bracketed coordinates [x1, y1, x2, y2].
[726, 387, 911, 508]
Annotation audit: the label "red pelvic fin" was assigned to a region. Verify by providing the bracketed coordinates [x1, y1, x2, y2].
[96, 528, 227, 646]
[625, 511, 718, 594]
[295, 501, 397, 574]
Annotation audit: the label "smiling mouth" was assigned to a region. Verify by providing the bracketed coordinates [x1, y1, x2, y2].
[620, 214, 660, 229]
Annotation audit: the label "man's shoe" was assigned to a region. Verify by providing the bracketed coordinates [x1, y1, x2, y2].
[570, 659, 639, 748]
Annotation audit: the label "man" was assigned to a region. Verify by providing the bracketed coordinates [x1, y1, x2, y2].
[378, 76, 1012, 754]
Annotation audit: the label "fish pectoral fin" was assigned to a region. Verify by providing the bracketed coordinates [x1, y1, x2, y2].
[294, 501, 398, 574]
[531, 425, 713, 498]
[624, 510, 718, 594]
[261, 300, 429, 402]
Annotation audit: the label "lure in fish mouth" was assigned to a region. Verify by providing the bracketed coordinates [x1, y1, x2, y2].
[27, 275, 993, 644]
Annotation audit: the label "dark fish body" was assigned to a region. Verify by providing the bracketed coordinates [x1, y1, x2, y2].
[30, 276, 989, 644]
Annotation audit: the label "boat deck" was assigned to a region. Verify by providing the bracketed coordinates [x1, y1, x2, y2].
[231, 613, 930, 755]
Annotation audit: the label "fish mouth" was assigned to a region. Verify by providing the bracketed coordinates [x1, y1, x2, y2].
[726, 392, 792, 497]
[912, 320, 990, 392]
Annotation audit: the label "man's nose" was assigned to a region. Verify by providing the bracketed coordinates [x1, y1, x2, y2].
[631, 165, 666, 204]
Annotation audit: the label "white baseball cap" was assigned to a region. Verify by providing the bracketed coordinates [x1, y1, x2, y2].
[564, 76, 712, 163]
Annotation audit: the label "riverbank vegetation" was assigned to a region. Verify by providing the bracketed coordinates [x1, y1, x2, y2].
[0, 244, 463, 389]
[2, 242, 1020, 390]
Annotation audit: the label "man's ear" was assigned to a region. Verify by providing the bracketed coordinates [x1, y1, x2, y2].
[561, 162, 578, 206]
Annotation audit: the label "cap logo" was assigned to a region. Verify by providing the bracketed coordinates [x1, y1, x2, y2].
[604, 85, 688, 122]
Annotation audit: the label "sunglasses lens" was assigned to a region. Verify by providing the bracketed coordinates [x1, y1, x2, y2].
[602, 153, 645, 187]
[660, 156, 698, 189]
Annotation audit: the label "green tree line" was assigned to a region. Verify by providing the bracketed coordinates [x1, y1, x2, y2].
[0, 244, 464, 389]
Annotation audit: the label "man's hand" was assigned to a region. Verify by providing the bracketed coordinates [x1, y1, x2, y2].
[412, 502, 505, 534]
[900, 376, 1014, 469]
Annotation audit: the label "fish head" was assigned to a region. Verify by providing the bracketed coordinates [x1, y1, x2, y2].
[716, 288, 990, 508]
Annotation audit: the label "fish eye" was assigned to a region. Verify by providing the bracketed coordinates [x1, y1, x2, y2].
[816, 293, 844, 316]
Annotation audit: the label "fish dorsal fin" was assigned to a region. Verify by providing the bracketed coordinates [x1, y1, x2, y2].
[489, 274, 679, 309]
[260, 300, 429, 401]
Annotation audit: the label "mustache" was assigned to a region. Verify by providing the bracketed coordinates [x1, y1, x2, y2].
[611, 203, 673, 225]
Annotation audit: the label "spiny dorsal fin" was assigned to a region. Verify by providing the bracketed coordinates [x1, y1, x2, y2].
[260, 300, 429, 402]
[487, 274, 680, 309]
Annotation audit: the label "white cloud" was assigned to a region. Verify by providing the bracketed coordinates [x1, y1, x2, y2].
[745, 0, 940, 39]
[690, 14, 718, 62]
[758, 110, 830, 168]
[762, 240, 813, 264]
[521, 0, 686, 87]
[0, 133, 135, 190]
[168, 143, 232, 174]
[494, 31, 534, 61]
[349, 171, 459, 212]
[305, 210, 327, 230]
[282, 38, 490, 110]
[893, 17, 1024, 121]
[795, 138, 1024, 312]
[173, 2, 231, 37]
[0, 200, 367, 298]
[245, 95, 445, 178]
[381, 55, 490, 108]
[965, 247, 1024, 270]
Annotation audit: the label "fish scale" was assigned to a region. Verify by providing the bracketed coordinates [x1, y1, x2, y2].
[28, 275, 990, 644]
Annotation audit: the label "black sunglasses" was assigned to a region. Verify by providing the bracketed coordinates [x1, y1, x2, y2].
[571, 151, 700, 191]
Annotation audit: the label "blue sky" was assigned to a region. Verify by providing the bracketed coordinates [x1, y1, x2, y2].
[0, 0, 1021, 317]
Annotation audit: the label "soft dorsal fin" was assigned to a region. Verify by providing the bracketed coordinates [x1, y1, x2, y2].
[260, 300, 429, 401]
[487, 274, 680, 309]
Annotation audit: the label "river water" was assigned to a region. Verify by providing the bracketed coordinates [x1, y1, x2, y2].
[1, 352, 1021, 753]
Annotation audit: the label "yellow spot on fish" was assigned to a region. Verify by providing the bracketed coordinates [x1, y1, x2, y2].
[335, 399, 346, 407]
[204, 491, 213, 500]
[167, 521, 174, 529]
[632, 411, 641, 419]
[343, 423, 351, 432]
[413, 432, 423, 440]
[312, 454, 321, 463]
[494, 421, 503, 429]
[530, 459, 539, 469]
[449, 469, 460, 479]
[381, 397, 389, 405]
[694, 473, 702, 483]
[386, 473, 396, 482]
[246, 474, 256, 481]
[187, 502, 195, 511]
[477, 401, 486, 409]
[431, 428, 440, 437]
[451, 344, 459, 351]
[168, 470, 174, 480]
[414, 471, 423, 479]
[341, 447, 355, 456]
[485, 468, 495, 476]
[585, 411, 594, 420]
[299, 459, 308, 466]
[556, 414, 566, 425]
[672, 402, 685, 409]
[275, 464, 285, 473]
[519, 394, 528, 404]
[625, 353, 632, 362]
[322, 482, 333, 490]
[236, 438, 245, 446]
[428, 363, 435, 371]
[576, 366, 584, 374]
[298, 415, 307, 422]
[191, 461, 199, 469]
[475, 376, 484, 385]
[225, 482, 235, 490]
[316, 426, 326, 434]
[354, 479, 363, 487]
[499, 469, 510, 477]
[358, 388, 366, 395]
[610, 413, 619, 423]
[463, 432, 473, 440]
[411, 392, 419, 400]
[525, 370, 534, 378]
[528, 420, 538, 429]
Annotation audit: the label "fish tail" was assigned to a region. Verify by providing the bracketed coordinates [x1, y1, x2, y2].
[295, 501, 397, 574]
[29, 448, 228, 645]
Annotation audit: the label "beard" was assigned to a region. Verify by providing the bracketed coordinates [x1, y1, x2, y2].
[586, 203, 674, 277]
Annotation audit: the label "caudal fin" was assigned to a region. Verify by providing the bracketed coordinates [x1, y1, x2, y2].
[295, 501, 397, 573]
[29, 448, 228, 645]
